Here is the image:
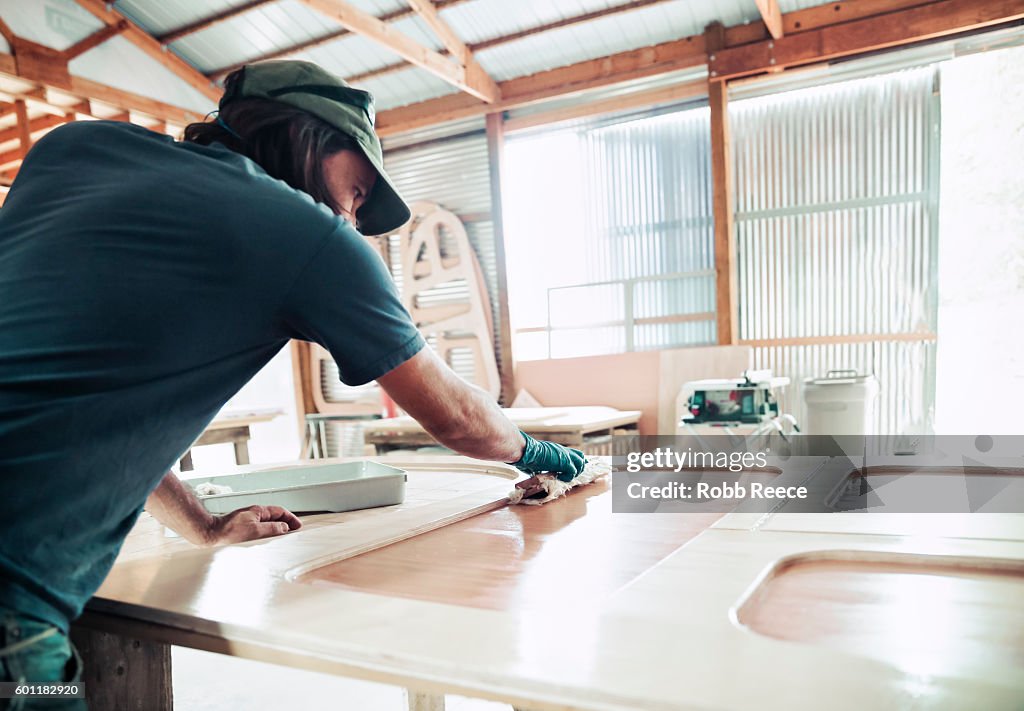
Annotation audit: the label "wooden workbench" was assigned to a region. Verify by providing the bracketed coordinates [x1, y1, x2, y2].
[73, 455, 1024, 710]
[362, 406, 642, 455]
[178, 408, 283, 471]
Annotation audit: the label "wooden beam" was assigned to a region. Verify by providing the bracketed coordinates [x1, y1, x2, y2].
[755, 0, 785, 40]
[11, 37, 72, 89]
[296, 0, 497, 102]
[706, 24, 737, 346]
[407, 0, 499, 102]
[0, 112, 66, 146]
[405, 0, 500, 102]
[0, 16, 16, 45]
[376, 37, 706, 135]
[73, 0, 220, 103]
[13, 100, 31, 158]
[62, 20, 129, 59]
[406, 0, 470, 65]
[204, 0, 471, 80]
[484, 112, 516, 405]
[158, 0, 276, 44]
[69, 75, 203, 125]
[0, 52, 204, 126]
[504, 79, 706, 133]
[345, 0, 678, 86]
[710, 0, 1024, 81]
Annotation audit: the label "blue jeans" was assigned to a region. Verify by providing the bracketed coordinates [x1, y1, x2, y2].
[0, 609, 84, 711]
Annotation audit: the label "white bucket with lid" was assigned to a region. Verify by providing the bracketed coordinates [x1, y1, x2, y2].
[802, 369, 879, 435]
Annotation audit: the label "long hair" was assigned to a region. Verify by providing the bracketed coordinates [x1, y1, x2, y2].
[183, 70, 358, 215]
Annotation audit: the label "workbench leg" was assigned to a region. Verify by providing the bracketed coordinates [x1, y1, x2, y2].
[232, 440, 250, 466]
[69, 624, 173, 711]
[405, 690, 444, 711]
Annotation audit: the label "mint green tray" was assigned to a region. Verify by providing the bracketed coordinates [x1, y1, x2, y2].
[190, 461, 406, 514]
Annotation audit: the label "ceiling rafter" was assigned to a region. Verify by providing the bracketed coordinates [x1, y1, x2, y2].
[346, 0, 678, 85]
[294, 0, 498, 102]
[405, 0, 498, 101]
[0, 51, 204, 127]
[755, 0, 784, 40]
[373, 0, 1023, 136]
[72, 0, 221, 102]
[62, 20, 130, 60]
[202, 0, 468, 80]
[709, 0, 1024, 81]
[376, 37, 707, 135]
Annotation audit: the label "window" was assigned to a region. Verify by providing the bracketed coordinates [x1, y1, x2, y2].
[504, 107, 716, 360]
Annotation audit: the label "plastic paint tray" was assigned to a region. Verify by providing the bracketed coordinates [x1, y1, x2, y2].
[190, 461, 406, 514]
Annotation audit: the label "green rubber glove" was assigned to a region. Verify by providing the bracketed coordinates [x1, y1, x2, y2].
[509, 431, 587, 482]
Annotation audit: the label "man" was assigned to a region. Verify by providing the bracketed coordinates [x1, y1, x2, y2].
[0, 60, 584, 706]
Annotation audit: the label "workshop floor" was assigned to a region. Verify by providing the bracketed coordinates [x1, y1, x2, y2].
[173, 646, 508, 710]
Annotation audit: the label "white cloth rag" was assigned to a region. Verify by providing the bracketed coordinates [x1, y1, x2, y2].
[508, 457, 612, 505]
[193, 482, 234, 496]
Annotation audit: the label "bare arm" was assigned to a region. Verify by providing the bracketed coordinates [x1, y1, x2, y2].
[146, 471, 301, 546]
[377, 347, 525, 462]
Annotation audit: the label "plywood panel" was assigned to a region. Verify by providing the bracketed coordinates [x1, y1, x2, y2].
[737, 556, 1024, 673]
[300, 479, 725, 611]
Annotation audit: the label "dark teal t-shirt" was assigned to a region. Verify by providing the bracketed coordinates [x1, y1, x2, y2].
[0, 121, 424, 630]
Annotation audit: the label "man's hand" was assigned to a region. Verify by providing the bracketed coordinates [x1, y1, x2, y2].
[146, 472, 302, 547]
[204, 505, 302, 546]
[510, 432, 586, 482]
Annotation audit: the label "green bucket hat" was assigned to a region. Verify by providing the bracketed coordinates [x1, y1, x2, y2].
[220, 59, 410, 236]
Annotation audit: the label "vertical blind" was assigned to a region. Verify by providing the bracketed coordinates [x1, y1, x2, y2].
[505, 105, 717, 359]
[731, 67, 940, 434]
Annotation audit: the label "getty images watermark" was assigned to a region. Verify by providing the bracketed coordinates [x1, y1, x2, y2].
[609, 435, 1024, 514]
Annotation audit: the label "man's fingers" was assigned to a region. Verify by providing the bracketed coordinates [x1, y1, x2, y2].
[261, 505, 302, 530]
[249, 520, 293, 540]
[243, 505, 302, 530]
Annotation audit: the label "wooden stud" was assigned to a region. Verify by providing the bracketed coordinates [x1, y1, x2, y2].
[13, 100, 31, 158]
[710, 0, 1024, 81]
[297, 0, 497, 102]
[290, 340, 319, 450]
[484, 112, 516, 405]
[62, 21, 129, 60]
[755, 0, 785, 40]
[73, 0, 221, 103]
[0, 112, 66, 146]
[706, 24, 737, 346]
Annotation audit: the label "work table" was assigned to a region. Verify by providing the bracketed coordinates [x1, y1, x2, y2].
[78, 456, 1024, 710]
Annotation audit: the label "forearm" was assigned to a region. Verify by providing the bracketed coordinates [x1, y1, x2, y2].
[145, 471, 216, 546]
[378, 348, 525, 463]
[429, 382, 524, 461]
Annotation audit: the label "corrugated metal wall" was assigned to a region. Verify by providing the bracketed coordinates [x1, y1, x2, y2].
[731, 67, 940, 434]
[381, 130, 505, 391]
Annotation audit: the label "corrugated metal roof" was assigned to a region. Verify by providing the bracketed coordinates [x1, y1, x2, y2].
[0, 0, 102, 50]
[69, 36, 217, 113]
[358, 64, 459, 110]
[115, 0, 238, 37]
[0, 0, 812, 123]
[169, 0, 339, 73]
[475, 0, 741, 82]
